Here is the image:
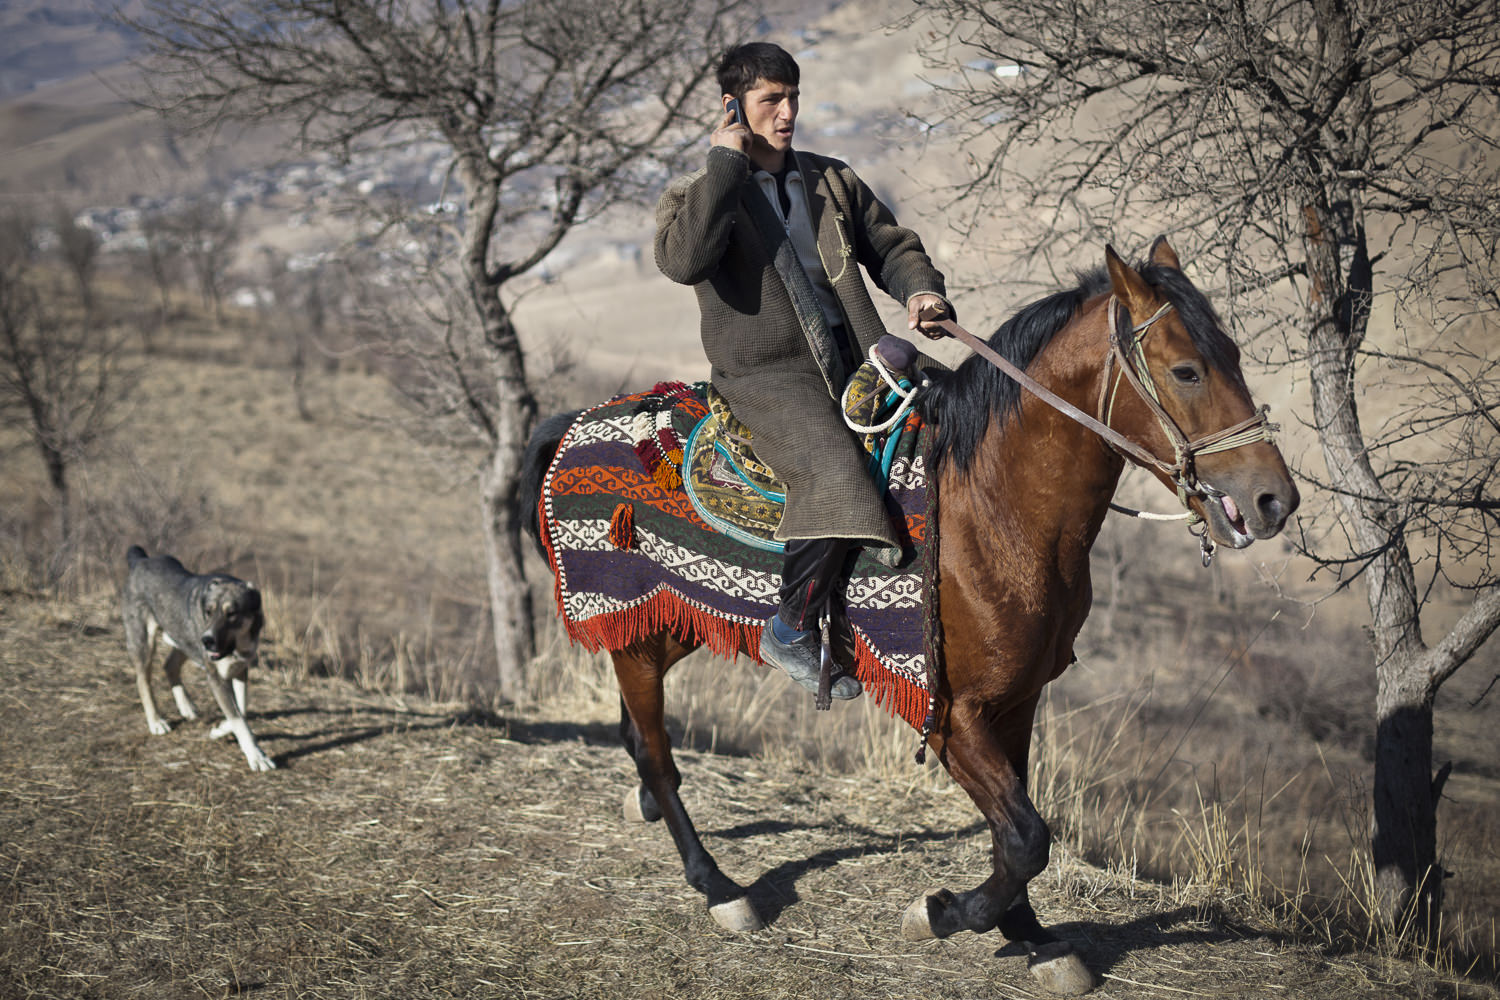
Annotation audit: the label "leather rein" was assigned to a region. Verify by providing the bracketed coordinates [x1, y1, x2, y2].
[931, 296, 1276, 548]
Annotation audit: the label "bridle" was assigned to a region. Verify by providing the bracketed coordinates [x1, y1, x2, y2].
[930, 296, 1277, 563]
[1097, 297, 1277, 512]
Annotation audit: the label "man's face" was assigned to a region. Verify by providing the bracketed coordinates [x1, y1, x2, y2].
[734, 78, 798, 155]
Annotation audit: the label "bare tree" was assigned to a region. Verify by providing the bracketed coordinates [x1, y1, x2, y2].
[0, 210, 135, 552]
[137, 207, 182, 334]
[910, 0, 1500, 944]
[281, 266, 323, 424]
[168, 194, 240, 326]
[51, 204, 100, 323]
[257, 247, 324, 422]
[124, 0, 758, 701]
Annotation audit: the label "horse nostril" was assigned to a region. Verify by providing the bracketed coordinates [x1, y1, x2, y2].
[1256, 492, 1287, 528]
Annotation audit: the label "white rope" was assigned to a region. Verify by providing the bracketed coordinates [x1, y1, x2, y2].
[1109, 502, 1192, 521]
[841, 344, 923, 435]
[874, 346, 917, 399]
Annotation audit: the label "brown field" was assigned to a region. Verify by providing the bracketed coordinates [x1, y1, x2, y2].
[0, 287, 1497, 998]
[3, 0, 1500, 995]
[0, 592, 1494, 1000]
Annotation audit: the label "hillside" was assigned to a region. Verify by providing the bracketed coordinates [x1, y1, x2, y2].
[2, 0, 1499, 995]
[1, 594, 1490, 1000]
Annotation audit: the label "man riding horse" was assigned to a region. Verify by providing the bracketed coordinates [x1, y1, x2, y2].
[654, 42, 954, 700]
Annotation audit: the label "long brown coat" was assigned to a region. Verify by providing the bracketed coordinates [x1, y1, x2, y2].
[654, 145, 949, 550]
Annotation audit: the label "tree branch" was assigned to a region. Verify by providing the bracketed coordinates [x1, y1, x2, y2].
[1424, 586, 1500, 692]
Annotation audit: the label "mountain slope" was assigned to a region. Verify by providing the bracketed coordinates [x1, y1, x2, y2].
[0, 594, 1486, 1000]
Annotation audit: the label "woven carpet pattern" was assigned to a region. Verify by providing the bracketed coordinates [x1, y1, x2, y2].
[538, 383, 933, 730]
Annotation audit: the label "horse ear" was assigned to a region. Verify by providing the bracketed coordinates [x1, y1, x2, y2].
[1148, 236, 1181, 270]
[1104, 244, 1150, 308]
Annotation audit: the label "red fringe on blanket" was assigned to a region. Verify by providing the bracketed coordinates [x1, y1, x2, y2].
[845, 631, 931, 732]
[558, 587, 761, 663]
[542, 538, 929, 730]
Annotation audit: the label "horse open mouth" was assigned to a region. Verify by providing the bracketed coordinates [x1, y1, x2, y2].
[1206, 484, 1254, 546]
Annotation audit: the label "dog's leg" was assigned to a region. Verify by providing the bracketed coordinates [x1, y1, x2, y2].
[202, 666, 275, 772]
[163, 649, 200, 722]
[208, 673, 249, 740]
[132, 618, 172, 736]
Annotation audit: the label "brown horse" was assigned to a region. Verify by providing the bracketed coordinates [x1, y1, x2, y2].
[521, 239, 1298, 995]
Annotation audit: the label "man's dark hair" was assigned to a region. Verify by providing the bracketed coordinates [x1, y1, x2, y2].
[716, 42, 799, 99]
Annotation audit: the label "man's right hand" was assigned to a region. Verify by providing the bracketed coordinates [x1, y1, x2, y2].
[711, 107, 751, 155]
[908, 293, 952, 340]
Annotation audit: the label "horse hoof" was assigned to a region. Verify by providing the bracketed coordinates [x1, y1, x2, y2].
[1028, 942, 1094, 996]
[709, 896, 763, 933]
[622, 785, 661, 823]
[900, 891, 940, 940]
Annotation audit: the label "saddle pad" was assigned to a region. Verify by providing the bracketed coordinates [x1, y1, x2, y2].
[538, 382, 936, 731]
[682, 396, 786, 552]
[682, 377, 925, 554]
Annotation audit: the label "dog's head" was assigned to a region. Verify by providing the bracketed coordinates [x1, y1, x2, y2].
[199, 579, 263, 666]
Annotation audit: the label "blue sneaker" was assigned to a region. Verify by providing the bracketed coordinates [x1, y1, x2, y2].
[758, 616, 861, 700]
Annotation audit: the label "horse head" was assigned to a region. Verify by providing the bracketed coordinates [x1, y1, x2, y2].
[1103, 238, 1299, 547]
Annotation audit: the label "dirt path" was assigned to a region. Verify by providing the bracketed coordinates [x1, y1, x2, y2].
[1, 596, 1488, 1000]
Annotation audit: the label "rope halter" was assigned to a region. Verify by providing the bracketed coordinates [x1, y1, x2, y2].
[1098, 296, 1279, 552]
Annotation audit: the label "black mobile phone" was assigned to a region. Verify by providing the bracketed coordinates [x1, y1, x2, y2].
[726, 97, 747, 128]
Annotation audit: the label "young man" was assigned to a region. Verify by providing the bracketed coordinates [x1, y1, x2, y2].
[655, 42, 952, 700]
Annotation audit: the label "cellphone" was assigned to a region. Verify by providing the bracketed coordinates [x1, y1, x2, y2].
[726, 97, 747, 128]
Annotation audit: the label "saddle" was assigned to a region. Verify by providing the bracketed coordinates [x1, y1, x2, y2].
[668, 336, 924, 552]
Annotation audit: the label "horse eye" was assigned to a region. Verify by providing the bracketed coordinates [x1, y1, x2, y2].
[1171, 364, 1202, 385]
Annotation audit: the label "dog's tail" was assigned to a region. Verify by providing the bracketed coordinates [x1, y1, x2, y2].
[126, 545, 149, 569]
[519, 410, 582, 559]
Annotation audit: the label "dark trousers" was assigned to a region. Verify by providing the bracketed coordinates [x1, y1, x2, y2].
[776, 537, 851, 632]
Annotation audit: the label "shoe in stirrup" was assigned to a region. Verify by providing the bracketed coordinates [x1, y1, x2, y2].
[758, 616, 861, 700]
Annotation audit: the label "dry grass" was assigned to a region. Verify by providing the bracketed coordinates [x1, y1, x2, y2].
[2, 594, 1494, 1000]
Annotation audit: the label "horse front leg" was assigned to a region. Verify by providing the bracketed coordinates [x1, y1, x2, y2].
[902, 709, 1049, 940]
[611, 636, 764, 933]
[903, 694, 1094, 995]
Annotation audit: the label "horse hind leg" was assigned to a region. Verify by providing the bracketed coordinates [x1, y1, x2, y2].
[618, 695, 662, 823]
[611, 633, 764, 933]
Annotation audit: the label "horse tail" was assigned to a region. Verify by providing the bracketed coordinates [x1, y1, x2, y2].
[520, 410, 583, 558]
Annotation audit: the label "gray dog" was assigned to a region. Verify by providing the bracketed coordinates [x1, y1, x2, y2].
[122, 545, 275, 771]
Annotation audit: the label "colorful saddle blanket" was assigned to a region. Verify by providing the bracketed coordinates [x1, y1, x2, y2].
[537, 381, 935, 731]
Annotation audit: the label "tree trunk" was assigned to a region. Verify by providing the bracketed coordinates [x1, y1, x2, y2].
[460, 161, 539, 702]
[43, 444, 71, 547]
[472, 306, 539, 702]
[1372, 673, 1441, 941]
[291, 329, 313, 422]
[480, 450, 535, 704]
[1301, 193, 1442, 939]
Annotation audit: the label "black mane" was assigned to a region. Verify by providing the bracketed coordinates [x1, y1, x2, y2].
[916, 262, 1242, 476]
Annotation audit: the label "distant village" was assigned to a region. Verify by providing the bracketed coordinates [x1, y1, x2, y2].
[67, 137, 458, 275]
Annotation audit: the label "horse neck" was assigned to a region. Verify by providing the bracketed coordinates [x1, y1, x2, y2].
[937, 297, 1125, 569]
